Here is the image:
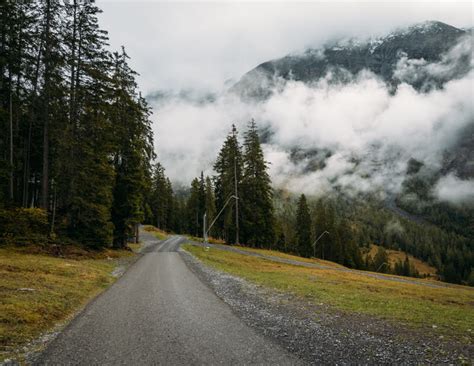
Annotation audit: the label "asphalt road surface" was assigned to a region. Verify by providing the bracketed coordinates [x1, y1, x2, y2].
[35, 231, 300, 365]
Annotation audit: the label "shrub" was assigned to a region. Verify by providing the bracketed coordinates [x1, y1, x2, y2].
[0, 208, 49, 245]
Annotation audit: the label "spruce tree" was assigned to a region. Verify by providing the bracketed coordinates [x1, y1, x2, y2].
[295, 194, 312, 257]
[213, 125, 242, 244]
[66, 2, 116, 247]
[149, 162, 173, 230]
[0, 1, 155, 249]
[110, 49, 154, 248]
[204, 176, 216, 237]
[187, 178, 201, 237]
[241, 120, 274, 247]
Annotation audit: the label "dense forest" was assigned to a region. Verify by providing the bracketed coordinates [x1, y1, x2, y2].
[0, 1, 154, 248]
[1, 1, 471, 286]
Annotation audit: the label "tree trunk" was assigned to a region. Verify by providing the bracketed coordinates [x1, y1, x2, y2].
[22, 34, 43, 207]
[9, 90, 13, 201]
[41, 0, 51, 210]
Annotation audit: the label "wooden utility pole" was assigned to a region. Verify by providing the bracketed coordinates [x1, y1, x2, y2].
[9, 91, 13, 200]
[234, 156, 239, 245]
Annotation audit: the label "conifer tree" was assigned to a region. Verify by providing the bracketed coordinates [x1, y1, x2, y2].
[66, 2, 116, 246]
[110, 49, 154, 248]
[241, 120, 274, 247]
[204, 176, 216, 237]
[213, 125, 242, 243]
[149, 162, 171, 230]
[187, 177, 201, 236]
[295, 194, 312, 257]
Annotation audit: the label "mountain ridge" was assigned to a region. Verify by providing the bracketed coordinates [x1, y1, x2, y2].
[230, 20, 470, 100]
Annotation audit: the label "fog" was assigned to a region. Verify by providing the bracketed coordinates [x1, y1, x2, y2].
[98, 1, 473, 204]
[150, 36, 473, 205]
[99, 1, 473, 93]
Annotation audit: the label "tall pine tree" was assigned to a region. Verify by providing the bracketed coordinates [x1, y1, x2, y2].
[241, 120, 274, 247]
[213, 125, 242, 244]
[295, 194, 312, 257]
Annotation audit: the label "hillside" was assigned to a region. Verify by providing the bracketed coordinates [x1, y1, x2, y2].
[365, 244, 438, 279]
[230, 21, 470, 100]
[224, 21, 474, 281]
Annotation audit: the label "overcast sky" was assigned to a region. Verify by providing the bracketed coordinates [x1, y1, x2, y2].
[98, 1, 473, 94]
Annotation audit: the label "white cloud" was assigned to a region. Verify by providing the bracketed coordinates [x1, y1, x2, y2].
[98, 1, 473, 93]
[434, 174, 474, 205]
[148, 32, 473, 206]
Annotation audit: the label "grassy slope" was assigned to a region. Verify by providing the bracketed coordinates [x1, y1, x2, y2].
[184, 244, 474, 343]
[233, 246, 344, 268]
[366, 244, 438, 277]
[0, 246, 136, 361]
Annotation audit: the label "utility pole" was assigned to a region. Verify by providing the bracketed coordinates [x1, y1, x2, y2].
[312, 231, 330, 259]
[234, 156, 239, 245]
[205, 195, 238, 245]
[203, 212, 207, 243]
[9, 91, 13, 200]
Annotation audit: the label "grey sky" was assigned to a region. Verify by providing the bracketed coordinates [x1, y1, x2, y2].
[98, 1, 473, 94]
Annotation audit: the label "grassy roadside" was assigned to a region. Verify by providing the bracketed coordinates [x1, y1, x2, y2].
[232, 246, 345, 268]
[188, 236, 342, 268]
[186, 235, 225, 245]
[0, 245, 139, 362]
[184, 244, 474, 343]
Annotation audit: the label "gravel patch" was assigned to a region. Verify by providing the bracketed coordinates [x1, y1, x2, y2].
[180, 248, 473, 365]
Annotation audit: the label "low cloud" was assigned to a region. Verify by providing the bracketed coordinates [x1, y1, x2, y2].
[384, 219, 405, 236]
[434, 174, 474, 206]
[393, 35, 473, 89]
[150, 38, 473, 205]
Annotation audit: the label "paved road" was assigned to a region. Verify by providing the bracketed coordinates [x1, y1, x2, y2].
[35, 231, 299, 365]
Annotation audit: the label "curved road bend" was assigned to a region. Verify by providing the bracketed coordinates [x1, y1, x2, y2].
[35, 230, 300, 365]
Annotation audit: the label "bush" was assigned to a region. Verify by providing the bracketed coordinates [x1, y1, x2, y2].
[0, 208, 49, 245]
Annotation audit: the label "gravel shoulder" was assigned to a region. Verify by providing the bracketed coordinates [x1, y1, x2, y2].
[180, 247, 473, 365]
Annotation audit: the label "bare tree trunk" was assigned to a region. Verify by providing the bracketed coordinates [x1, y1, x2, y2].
[9, 90, 13, 201]
[22, 35, 42, 207]
[41, 109, 49, 209]
[50, 180, 57, 234]
[234, 156, 239, 244]
[41, 0, 51, 210]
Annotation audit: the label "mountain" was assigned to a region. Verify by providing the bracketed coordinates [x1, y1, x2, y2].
[230, 21, 473, 181]
[230, 21, 470, 100]
[230, 21, 474, 242]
